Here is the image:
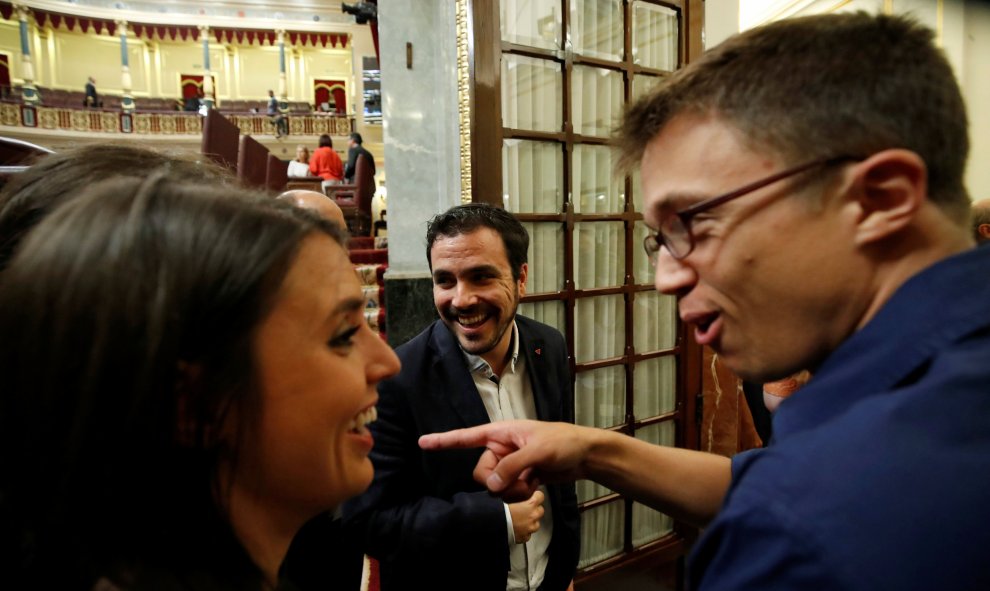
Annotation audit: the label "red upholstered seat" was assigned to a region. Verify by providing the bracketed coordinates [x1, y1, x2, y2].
[237, 135, 269, 189]
[201, 110, 240, 172]
[266, 153, 289, 193]
[328, 154, 374, 236]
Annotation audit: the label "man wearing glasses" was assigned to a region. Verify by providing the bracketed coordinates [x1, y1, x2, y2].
[422, 12, 990, 590]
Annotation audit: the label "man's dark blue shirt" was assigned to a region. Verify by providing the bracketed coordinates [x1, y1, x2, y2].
[689, 245, 990, 589]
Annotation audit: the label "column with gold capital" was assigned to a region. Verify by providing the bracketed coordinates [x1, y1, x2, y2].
[276, 29, 288, 110]
[198, 25, 213, 111]
[13, 4, 38, 104]
[117, 20, 135, 111]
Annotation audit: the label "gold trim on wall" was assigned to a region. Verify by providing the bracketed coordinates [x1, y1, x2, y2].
[455, 0, 472, 204]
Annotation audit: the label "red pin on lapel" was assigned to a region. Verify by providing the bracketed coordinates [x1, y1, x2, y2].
[535, 348, 542, 356]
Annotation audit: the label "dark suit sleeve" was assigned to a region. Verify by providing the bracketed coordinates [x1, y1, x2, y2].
[344, 147, 358, 181]
[341, 369, 509, 585]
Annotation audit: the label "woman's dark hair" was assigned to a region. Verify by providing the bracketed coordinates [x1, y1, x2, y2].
[0, 172, 344, 589]
[318, 134, 333, 148]
[425, 203, 529, 281]
[0, 143, 232, 272]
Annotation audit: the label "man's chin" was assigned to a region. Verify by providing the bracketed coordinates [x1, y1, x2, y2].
[456, 335, 496, 357]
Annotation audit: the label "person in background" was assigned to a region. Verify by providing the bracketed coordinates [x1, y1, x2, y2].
[84, 76, 99, 108]
[761, 371, 811, 414]
[343, 203, 580, 591]
[278, 189, 346, 229]
[309, 134, 345, 192]
[0, 173, 399, 589]
[422, 13, 990, 590]
[288, 145, 313, 178]
[344, 132, 376, 183]
[267, 89, 288, 138]
[971, 198, 990, 243]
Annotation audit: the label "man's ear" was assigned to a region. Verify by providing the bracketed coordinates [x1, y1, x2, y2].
[847, 149, 928, 246]
[517, 262, 528, 297]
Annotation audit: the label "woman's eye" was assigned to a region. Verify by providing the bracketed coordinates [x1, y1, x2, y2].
[328, 325, 360, 349]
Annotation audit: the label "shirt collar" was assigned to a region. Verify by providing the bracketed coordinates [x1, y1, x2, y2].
[773, 245, 990, 441]
[463, 321, 520, 378]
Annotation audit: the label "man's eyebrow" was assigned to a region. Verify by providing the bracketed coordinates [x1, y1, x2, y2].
[656, 191, 710, 210]
[432, 264, 501, 280]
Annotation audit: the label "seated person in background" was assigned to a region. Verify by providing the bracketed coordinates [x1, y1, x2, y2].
[0, 144, 229, 272]
[0, 173, 400, 589]
[288, 145, 313, 178]
[309, 134, 345, 190]
[344, 132, 376, 184]
[183, 93, 199, 112]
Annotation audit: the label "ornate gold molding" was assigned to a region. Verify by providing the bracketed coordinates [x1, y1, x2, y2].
[455, 0, 472, 204]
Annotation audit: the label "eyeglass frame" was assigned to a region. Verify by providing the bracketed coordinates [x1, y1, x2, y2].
[643, 155, 863, 263]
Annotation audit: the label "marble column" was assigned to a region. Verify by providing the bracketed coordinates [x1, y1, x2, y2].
[377, 0, 462, 345]
[117, 20, 135, 111]
[198, 25, 214, 110]
[276, 29, 288, 108]
[14, 4, 38, 104]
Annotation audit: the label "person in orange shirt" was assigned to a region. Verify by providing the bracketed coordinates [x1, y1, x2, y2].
[309, 134, 344, 191]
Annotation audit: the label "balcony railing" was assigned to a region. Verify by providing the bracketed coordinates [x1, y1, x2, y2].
[0, 102, 355, 137]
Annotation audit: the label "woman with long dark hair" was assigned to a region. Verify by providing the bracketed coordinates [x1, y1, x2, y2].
[0, 172, 399, 589]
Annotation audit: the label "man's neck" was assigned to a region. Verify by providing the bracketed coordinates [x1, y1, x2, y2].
[480, 321, 516, 378]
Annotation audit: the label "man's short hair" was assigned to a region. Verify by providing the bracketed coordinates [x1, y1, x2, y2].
[318, 134, 332, 148]
[350, 132, 363, 145]
[616, 12, 969, 223]
[426, 203, 529, 281]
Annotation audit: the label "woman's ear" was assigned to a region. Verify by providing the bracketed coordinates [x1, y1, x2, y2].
[848, 149, 928, 246]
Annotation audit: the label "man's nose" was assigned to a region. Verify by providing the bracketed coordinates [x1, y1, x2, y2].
[452, 283, 478, 309]
[653, 247, 698, 297]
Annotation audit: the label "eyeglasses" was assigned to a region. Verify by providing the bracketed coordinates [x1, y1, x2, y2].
[643, 155, 861, 264]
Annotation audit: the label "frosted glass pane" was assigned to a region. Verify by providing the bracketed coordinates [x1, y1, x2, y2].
[518, 300, 565, 334]
[633, 355, 677, 419]
[500, 0, 562, 49]
[577, 478, 613, 504]
[502, 54, 562, 132]
[520, 222, 564, 293]
[573, 221, 624, 290]
[633, 291, 677, 352]
[574, 295, 624, 363]
[632, 74, 662, 101]
[575, 365, 625, 429]
[572, 145, 623, 213]
[632, 2, 678, 71]
[579, 501, 624, 568]
[571, 65, 623, 137]
[632, 502, 673, 546]
[570, 0, 623, 61]
[635, 420, 675, 446]
[502, 140, 563, 213]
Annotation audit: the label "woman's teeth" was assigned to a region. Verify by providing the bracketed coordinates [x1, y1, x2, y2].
[349, 406, 377, 434]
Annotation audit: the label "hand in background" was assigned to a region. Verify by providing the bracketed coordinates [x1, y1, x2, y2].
[508, 489, 545, 544]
